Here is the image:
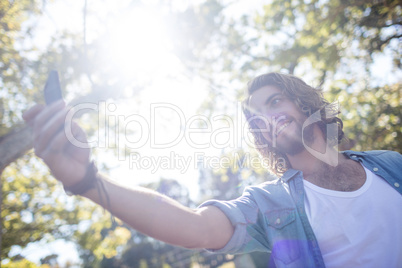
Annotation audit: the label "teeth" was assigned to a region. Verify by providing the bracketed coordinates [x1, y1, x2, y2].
[276, 122, 290, 135]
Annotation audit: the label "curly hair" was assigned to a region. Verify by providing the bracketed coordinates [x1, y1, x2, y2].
[243, 72, 344, 175]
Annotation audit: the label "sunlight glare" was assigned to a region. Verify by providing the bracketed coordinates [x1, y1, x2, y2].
[107, 8, 178, 78]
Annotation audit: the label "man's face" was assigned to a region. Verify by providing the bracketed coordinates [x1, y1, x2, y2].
[248, 85, 310, 155]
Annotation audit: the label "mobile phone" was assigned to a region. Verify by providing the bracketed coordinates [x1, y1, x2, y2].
[44, 70, 63, 105]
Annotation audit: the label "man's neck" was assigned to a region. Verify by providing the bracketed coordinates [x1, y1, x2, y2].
[284, 126, 366, 191]
[286, 126, 344, 176]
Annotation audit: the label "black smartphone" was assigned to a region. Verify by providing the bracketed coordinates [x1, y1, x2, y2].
[44, 70, 63, 105]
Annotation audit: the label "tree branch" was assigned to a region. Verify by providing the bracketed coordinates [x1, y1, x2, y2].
[375, 34, 402, 51]
[0, 81, 132, 172]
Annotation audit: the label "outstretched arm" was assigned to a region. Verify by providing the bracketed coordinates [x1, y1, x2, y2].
[23, 101, 233, 250]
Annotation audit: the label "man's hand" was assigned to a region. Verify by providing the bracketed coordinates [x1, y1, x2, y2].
[23, 100, 91, 187]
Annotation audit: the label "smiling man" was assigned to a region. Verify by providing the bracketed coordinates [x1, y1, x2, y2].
[23, 72, 402, 268]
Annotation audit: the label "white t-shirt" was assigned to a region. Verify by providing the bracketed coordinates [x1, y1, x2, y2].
[304, 165, 402, 268]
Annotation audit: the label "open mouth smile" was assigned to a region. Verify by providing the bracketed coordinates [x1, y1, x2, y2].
[274, 119, 293, 137]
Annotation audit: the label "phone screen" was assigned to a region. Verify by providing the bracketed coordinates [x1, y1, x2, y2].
[44, 70, 63, 105]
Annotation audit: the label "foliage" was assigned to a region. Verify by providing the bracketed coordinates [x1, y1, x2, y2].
[2, 158, 59, 258]
[0, 0, 40, 133]
[73, 215, 131, 268]
[198, 149, 276, 201]
[3, 258, 50, 268]
[329, 82, 401, 152]
[209, 0, 401, 80]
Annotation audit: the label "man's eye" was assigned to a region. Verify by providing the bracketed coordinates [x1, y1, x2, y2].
[271, 98, 281, 106]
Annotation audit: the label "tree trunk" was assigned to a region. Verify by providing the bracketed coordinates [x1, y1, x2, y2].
[0, 125, 33, 171]
[0, 124, 33, 259]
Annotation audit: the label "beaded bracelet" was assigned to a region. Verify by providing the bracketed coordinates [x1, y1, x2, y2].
[63, 161, 98, 196]
[63, 162, 116, 225]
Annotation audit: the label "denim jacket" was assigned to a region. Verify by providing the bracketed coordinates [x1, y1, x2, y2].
[200, 150, 402, 268]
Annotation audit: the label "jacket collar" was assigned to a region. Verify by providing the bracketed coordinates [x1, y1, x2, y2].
[281, 168, 302, 183]
[280, 150, 362, 182]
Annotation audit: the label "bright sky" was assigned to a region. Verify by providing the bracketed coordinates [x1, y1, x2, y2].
[26, 0, 238, 187]
[35, 0, 268, 192]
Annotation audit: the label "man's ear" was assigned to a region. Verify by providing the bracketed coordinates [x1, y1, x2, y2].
[300, 105, 312, 116]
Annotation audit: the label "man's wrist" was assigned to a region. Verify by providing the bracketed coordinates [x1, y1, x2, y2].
[64, 161, 98, 196]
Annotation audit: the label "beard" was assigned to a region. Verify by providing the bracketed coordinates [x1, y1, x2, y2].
[269, 117, 315, 156]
